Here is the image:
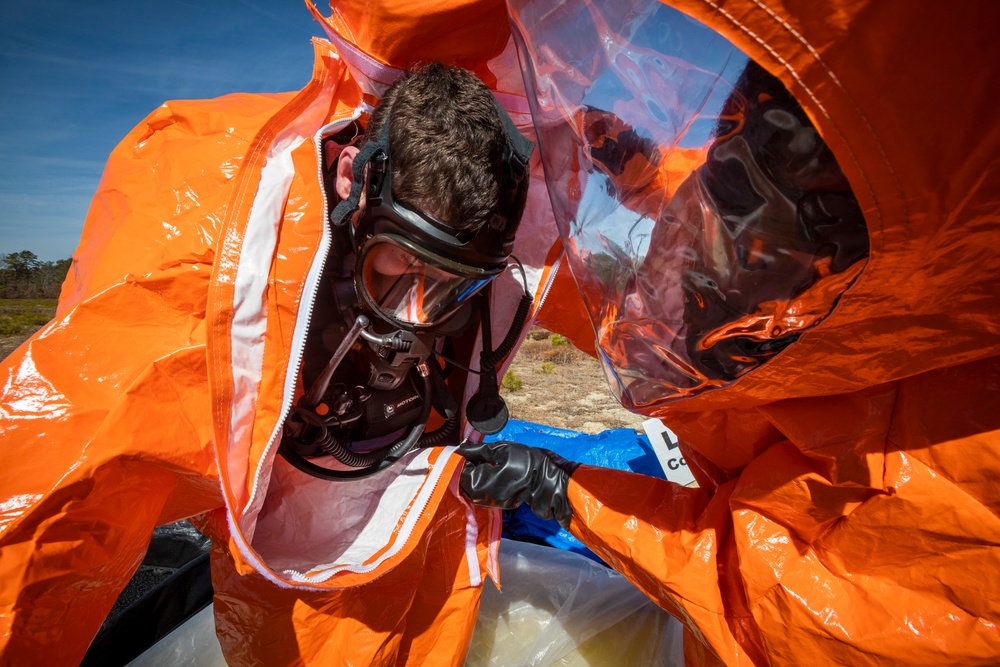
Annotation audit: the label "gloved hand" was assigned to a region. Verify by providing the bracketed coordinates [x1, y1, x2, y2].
[456, 440, 579, 528]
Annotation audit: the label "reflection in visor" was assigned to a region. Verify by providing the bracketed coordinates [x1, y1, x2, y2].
[510, 0, 869, 409]
[359, 239, 493, 327]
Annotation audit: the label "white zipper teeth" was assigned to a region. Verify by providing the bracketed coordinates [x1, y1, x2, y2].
[532, 251, 562, 315]
[246, 110, 363, 511]
[243, 106, 451, 583]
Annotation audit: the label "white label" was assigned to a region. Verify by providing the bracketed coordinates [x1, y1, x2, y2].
[642, 418, 697, 487]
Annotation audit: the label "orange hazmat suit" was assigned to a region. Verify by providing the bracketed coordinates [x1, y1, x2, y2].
[0, 1, 558, 665]
[520, 0, 1000, 665]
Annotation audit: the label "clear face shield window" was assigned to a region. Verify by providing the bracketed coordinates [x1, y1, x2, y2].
[508, 0, 870, 409]
[357, 234, 498, 329]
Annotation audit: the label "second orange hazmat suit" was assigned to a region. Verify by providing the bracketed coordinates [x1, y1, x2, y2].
[518, 0, 1000, 665]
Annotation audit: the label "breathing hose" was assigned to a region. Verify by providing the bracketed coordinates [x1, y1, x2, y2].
[279, 366, 432, 480]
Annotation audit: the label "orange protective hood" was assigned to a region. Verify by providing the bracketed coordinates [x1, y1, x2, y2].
[528, 0, 1000, 412]
[516, 2, 1000, 664]
[671, 0, 1000, 408]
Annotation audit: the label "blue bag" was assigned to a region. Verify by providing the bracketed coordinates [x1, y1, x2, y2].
[484, 420, 666, 563]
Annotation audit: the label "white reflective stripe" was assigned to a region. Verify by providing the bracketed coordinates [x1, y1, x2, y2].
[228, 80, 346, 516]
[453, 468, 482, 588]
[228, 136, 304, 494]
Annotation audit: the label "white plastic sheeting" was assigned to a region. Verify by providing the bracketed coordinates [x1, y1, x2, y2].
[128, 539, 683, 666]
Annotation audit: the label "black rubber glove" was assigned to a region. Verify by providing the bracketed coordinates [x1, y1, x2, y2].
[456, 440, 579, 529]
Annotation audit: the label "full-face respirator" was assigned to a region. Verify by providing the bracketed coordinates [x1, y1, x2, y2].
[279, 100, 534, 480]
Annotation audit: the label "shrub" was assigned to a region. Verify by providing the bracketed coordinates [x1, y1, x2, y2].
[0, 299, 56, 336]
[501, 369, 523, 391]
[550, 333, 569, 347]
[542, 347, 576, 365]
[528, 327, 551, 341]
[540, 362, 556, 374]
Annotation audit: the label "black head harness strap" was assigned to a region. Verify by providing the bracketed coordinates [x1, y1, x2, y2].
[329, 97, 533, 273]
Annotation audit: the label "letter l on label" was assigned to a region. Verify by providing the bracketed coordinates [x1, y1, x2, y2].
[642, 418, 697, 487]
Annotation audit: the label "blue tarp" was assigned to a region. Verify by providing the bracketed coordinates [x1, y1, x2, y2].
[484, 420, 666, 563]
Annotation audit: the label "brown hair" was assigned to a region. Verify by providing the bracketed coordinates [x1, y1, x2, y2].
[363, 63, 505, 233]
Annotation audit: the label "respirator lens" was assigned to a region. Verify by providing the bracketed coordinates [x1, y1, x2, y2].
[359, 235, 497, 327]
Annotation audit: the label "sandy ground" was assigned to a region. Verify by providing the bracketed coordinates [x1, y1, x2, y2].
[501, 328, 647, 434]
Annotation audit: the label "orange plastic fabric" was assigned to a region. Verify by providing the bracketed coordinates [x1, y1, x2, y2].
[518, 0, 1000, 665]
[206, 480, 488, 665]
[322, 0, 510, 71]
[3, 1, 999, 666]
[0, 1, 550, 664]
[0, 86, 279, 663]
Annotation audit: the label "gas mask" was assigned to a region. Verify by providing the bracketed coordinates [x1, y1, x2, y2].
[279, 99, 534, 480]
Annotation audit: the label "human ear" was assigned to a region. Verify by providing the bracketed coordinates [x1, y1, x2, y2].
[335, 145, 361, 201]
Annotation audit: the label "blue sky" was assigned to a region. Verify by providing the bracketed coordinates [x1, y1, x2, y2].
[0, 0, 324, 261]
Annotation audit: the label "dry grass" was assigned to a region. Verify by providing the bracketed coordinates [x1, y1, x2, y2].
[501, 327, 646, 434]
[512, 329, 591, 369]
[0, 299, 56, 359]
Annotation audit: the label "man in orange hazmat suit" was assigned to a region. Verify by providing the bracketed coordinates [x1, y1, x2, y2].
[461, 0, 1000, 665]
[0, 3, 546, 664]
[3, 0, 1000, 666]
